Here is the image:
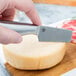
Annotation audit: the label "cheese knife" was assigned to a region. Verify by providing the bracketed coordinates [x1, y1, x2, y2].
[0, 20, 72, 42]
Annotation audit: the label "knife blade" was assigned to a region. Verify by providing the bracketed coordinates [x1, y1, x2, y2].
[0, 20, 72, 42]
[38, 26, 72, 42]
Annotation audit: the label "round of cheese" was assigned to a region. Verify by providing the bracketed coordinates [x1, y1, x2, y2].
[3, 34, 66, 70]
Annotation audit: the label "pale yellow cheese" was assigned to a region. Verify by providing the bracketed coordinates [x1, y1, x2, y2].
[3, 34, 66, 70]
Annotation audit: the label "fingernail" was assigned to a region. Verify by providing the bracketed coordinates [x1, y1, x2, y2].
[14, 36, 22, 43]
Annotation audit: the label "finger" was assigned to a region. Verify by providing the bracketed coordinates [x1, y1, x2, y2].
[0, 8, 16, 21]
[25, 7, 41, 25]
[0, 26, 22, 44]
[14, 0, 41, 25]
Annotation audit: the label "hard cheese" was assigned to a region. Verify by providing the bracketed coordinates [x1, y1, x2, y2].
[3, 34, 66, 70]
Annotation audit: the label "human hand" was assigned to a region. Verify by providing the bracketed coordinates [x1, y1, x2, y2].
[0, 0, 41, 44]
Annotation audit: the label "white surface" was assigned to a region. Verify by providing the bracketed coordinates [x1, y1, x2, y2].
[0, 44, 6, 63]
[16, 4, 76, 25]
[61, 68, 76, 76]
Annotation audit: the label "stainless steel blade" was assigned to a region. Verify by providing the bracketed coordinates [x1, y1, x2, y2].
[38, 26, 72, 42]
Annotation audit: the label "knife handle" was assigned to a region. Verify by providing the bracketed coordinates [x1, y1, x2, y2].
[0, 20, 38, 35]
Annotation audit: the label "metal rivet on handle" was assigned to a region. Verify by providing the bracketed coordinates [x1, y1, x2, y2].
[42, 28, 46, 32]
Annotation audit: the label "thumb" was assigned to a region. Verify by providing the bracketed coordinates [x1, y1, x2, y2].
[0, 26, 22, 44]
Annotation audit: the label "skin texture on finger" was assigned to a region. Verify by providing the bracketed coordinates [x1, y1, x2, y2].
[0, 0, 22, 44]
[0, 8, 16, 21]
[13, 0, 41, 25]
[0, 15, 2, 19]
[0, 0, 16, 21]
[0, 0, 9, 13]
[0, 26, 22, 44]
[26, 8, 41, 25]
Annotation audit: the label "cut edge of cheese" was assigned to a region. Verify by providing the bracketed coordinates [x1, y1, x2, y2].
[3, 34, 66, 70]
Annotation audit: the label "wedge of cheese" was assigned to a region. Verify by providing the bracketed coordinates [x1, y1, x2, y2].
[3, 34, 66, 70]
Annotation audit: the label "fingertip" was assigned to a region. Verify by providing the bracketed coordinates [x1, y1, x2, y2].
[25, 7, 42, 26]
[0, 26, 22, 44]
[1, 34, 22, 44]
[13, 34, 23, 43]
[8, 31, 23, 44]
[33, 18, 42, 26]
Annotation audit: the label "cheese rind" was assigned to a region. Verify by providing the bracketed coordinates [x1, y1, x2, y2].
[3, 34, 66, 70]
